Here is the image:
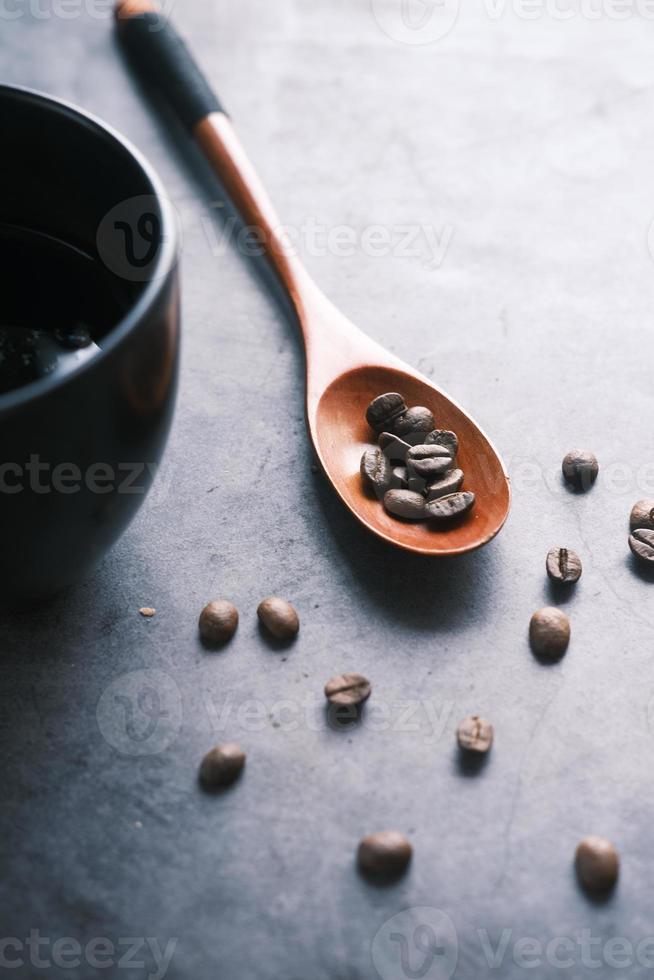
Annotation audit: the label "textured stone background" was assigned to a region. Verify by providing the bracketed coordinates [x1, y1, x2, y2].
[4, 1, 654, 978]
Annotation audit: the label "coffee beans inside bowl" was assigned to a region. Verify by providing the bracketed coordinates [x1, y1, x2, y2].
[360, 393, 475, 526]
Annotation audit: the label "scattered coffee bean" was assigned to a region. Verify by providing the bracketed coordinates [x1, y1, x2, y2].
[529, 607, 570, 658]
[427, 468, 464, 500]
[406, 444, 452, 479]
[391, 406, 435, 444]
[630, 499, 654, 532]
[457, 715, 493, 754]
[425, 491, 475, 522]
[575, 836, 619, 894]
[199, 743, 246, 788]
[257, 597, 299, 640]
[629, 528, 654, 563]
[139, 607, 156, 618]
[366, 392, 406, 433]
[199, 599, 239, 644]
[360, 447, 393, 494]
[546, 547, 582, 584]
[357, 831, 412, 878]
[384, 489, 427, 520]
[562, 450, 598, 491]
[425, 429, 458, 458]
[325, 672, 371, 707]
[378, 431, 411, 461]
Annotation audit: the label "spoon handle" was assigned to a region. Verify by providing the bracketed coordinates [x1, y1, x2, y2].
[115, 0, 318, 322]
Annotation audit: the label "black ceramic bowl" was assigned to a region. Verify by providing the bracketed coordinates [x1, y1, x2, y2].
[0, 85, 180, 599]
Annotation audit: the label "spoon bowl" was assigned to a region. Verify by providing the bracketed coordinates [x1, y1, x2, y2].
[314, 364, 510, 556]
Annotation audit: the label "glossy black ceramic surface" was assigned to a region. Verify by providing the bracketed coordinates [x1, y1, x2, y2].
[0, 85, 180, 598]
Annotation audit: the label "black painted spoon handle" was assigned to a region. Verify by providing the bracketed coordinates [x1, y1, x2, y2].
[115, 0, 314, 313]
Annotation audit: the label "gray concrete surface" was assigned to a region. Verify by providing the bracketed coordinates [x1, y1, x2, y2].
[4, 2, 654, 978]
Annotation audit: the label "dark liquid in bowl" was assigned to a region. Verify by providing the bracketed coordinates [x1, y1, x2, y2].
[0, 224, 127, 394]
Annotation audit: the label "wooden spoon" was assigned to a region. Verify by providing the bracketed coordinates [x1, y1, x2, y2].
[116, 0, 510, 555]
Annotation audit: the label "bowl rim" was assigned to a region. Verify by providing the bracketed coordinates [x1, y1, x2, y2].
[0, 82, 179, 414]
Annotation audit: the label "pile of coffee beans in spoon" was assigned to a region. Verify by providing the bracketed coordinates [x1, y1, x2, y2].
[360, 392, 475, 524]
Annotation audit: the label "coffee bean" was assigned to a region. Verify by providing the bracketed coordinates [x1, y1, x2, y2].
[529, 607, 570, 658]
[384, 489, 427, 520]
[575, 836, 619, 894]
[357, 831, 412, 878]
[378, 431, 411, 461]
[426, 468, 464, 500]
[139, 607, 156, 618]
[257, 597, 299, 640]
[425, 490, 475, 522]
[325, 672, 371, 706]
[199, 743, 246, 788]
[546, 547, 582, 584]
[390, 466, 424, 493]
[392, 466, 408, 489]
[199, 599, 239, 644]
[407, 474, 426, 493]
[366, 392, 406, 433]
[630, 499, 654, 532]
[360, 447, 393, 494]
[391, 406, 435, 444]
[457, 715, 493, 753]
[425, 429, 458, 458]
[562, 450, 598, 491]
[56, 323, 93, 350]
[406, 444, 452, 479]
[407, 445, 449, 461]
[629, 528, 654, 563]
